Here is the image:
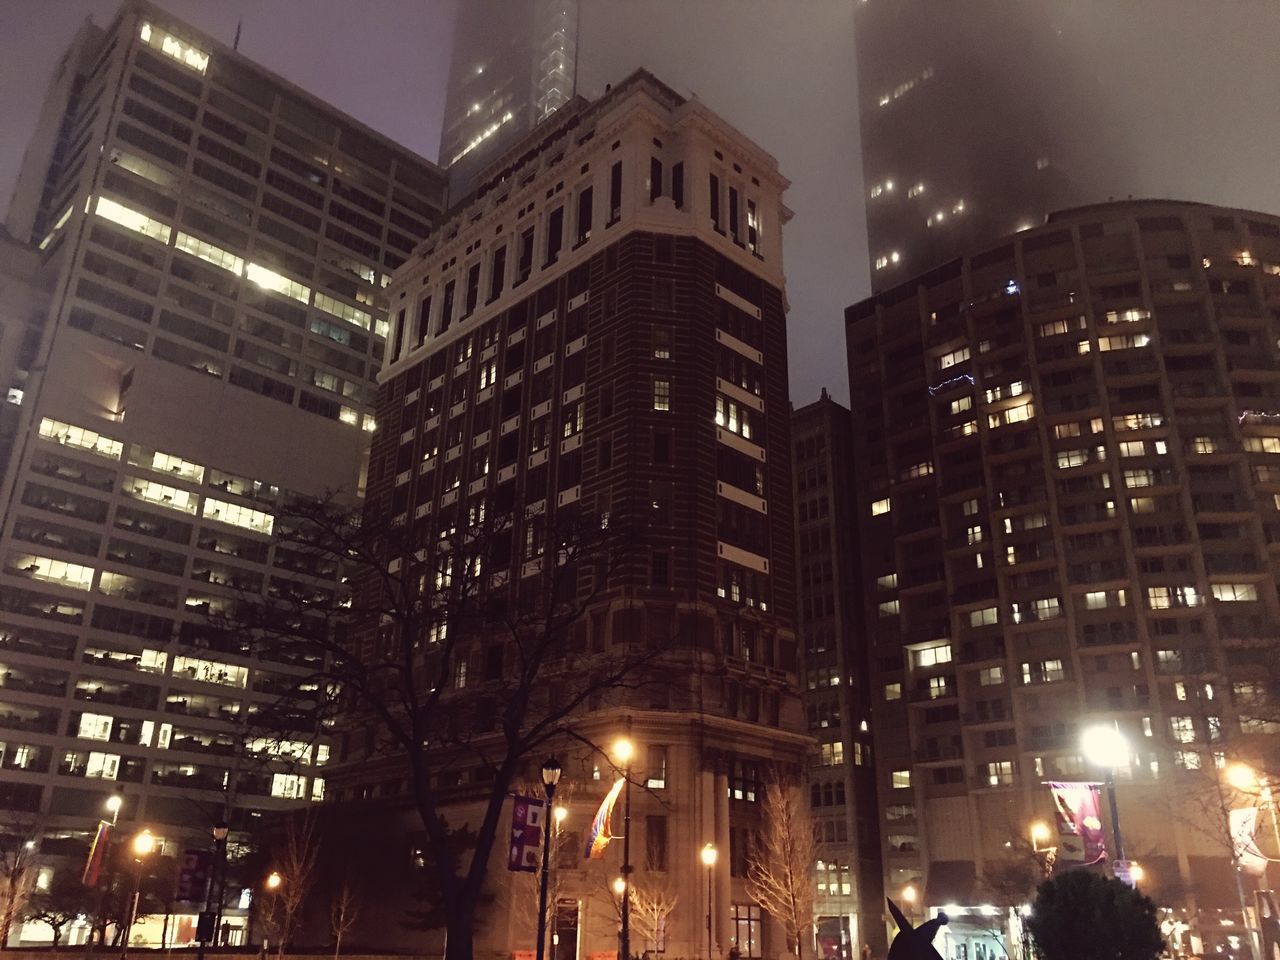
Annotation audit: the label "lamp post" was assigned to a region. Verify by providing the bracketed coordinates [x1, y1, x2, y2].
[120, 829, 155, 960]
[1223, 763, 1269, 960]
[92, 792, 124, 949]
[701, 843, 717, 960]
[536, 758, 563, 960]
[198, 820, 230, 960]
[1081, 723, 1130, 864]
[614, 737, 634, 960]
[551, 806, 568, 960]
[1227, 764, 1280, 857]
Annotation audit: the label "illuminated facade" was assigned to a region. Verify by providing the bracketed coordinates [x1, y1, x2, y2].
[334, 71, 812, 957]
[0, 0, 444, 944]
[847, 200, 1280, 954]
[438, 0, 580, 193]
[854, 2, 1131, 292]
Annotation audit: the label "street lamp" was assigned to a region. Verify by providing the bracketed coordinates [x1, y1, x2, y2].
[121, 829, 155, 959]
[105, 792, 123, 825]
[901, 885, 917, 905]
[1029, 821, 1051, 851]
[701, 843, 717, 960]
[198, 821, 230, 960]
[614, 737, 634, 960]
[1227, 763, 1280, 854]
[536, 758, 562, 960]
[265, 871, 283, 891]
[1081, 723, 1130, 864]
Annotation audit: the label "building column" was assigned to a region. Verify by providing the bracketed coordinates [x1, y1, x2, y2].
[715, 766, 731, 955]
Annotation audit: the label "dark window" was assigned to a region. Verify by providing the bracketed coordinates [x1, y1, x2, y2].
[645, 815, 668, 871]
[464, 263, 480, 316]
[545, 207, 564, 265]
[651, 551, 671, 588]
[609, 162, 622, 221]
[729, 187, 740, 241]
[710, 174, 721, 231]
[489, 245, 506, 302]
[391, 308, 406, 361]
[649, 157, 663, 202]
[653, 431, 671, 464]
[518, 228, 534, 282]
[672, 162, 684, 209]
[440, 280, 455, 334]
[576, 186, 593, 244]
[416, 296, 431, 346]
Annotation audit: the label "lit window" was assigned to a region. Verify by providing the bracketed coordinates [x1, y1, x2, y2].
[139, 22, 209, 73]
[876, 573, 898, 589]
[77, 713, 114, 741]
[9, 554, 96, 589]
[653, 379, 671, 412]
[93, 195, 171, 244]
[1212, 583, 1258, 602]
[271, 773, 307, 799]
[202, 498, 274, 535]
[914, 644, 952, 668]
[891, 770, 911, 789]
[314, 292, 373, 331]
[870, 497, 891, 516]
[86, 752, 121, 780]
[979, 666, 1004, 686]
[39, 417, 123, 459]
[246, 263, 310, 304]
[937, 347, 970, 370]
[969, 607, 998, 627]
[1170, 717, 1196, 744]
[175, 232, 244, 275]
[985, 761, 1015, 787]
[884, 682, 902, 701]
[950, 396, 973, 414]
[1244, 437, 1280, 454]
[878, 600, 900, 617]
[927, 676, 950, 699]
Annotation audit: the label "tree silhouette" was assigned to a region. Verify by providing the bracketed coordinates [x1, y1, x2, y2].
[1026, 870, 1162, 960]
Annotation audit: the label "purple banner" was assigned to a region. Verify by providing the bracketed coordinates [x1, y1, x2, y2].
[1049, 781, 1106, 865]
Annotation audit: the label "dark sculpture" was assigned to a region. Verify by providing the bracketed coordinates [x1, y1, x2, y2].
[886, 899, 949, 960]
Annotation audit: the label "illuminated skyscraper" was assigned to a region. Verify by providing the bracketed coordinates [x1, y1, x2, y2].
[438, 0, 579, 192]
[0, 4, 444, 943]
[854, 2, 1130, 292]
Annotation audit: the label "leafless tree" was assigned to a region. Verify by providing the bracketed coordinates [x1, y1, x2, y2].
[24, 867, 92, 949]
[214, 494, 664, 960]
[263, 812, 319, 958]
[746, 777, 817, 960]
[0, 823, 39, 949]
[328, 877, 362, 960]
[629, 878, 679, 956]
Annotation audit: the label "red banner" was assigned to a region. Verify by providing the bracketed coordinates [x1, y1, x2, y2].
[82, 820, 112, 887]
[1049, 782, 1106, 865]
[508, 795, 546, 872]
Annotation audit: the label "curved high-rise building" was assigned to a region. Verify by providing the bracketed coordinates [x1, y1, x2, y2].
[846, 200, 1280, 955]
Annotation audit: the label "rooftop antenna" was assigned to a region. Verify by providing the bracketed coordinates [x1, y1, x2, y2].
[232, 15, 242, 51]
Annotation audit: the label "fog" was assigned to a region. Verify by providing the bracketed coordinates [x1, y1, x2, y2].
[2, 1, 1278, 406]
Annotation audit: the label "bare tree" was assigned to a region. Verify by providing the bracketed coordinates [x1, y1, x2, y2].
[0, 823, 38, 949]
[629, 879, 679, 956]
[263, 812, 319, 958]
[25, 869, 93, 949]
[746, 777, 817, 960]
[328, 877, 362, 960]
[214, 494, 664, 960]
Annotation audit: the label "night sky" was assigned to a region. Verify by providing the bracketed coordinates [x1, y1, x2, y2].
[3, 2, 1279, 406]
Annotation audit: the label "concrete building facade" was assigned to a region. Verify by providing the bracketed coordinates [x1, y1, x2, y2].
[0, 1, 444, 944]
[846, 199, 1280, 955]
[336, 70, 814, 959]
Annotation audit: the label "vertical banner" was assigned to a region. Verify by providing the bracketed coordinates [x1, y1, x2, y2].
[508, 795, 546, 872]
[82, 820, 112, 886]
[176, 849, 214, 901]
[1048, 782, 1106, 865]
[1231, 807, 1267, 876]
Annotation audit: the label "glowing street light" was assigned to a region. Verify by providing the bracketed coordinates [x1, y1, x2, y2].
[265, 871, 283, 891]
[121, 830, 156, 959]
[1029, 821, 1052, 849]
[902, 884, 918, 904]
[1081, 723, 1130, 864]
[700, 844, 717, 960]
[104, 793, 123, 825]
[554, 805, 569, 826]
[612, 877, 627, 897]
[612, 735, 634, 960]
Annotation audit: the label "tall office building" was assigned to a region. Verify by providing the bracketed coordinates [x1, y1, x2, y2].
[438, 0, 580, 193]
[0, 1, 444, 943]
[335, 70, 809, 957]
[854, 2, 1131, 292]
[791, 391, 884, 955]
[846, 199, 1280, 954]
[0, 228, 49, 480]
